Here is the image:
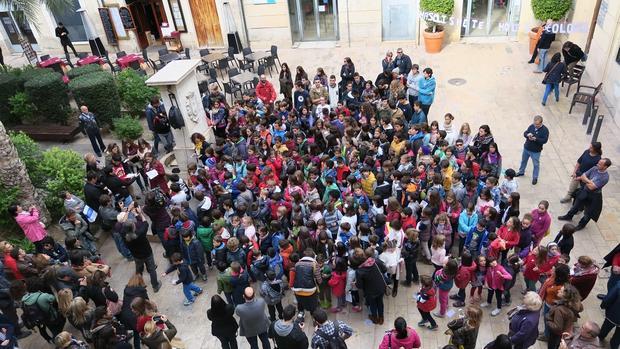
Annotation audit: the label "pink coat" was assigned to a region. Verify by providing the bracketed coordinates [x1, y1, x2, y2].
[530, 209, 551, 244]
[378, 327, 421, 349]
[328, 271, 347, 297]
[15, 208, 47, 243]
[485, 264, 512, 291]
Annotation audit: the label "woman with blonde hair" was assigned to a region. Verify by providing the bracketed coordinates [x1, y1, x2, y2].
[447, 305, 483, 349]
[458, 123, 473, 147]
[67, 297, 94, 339]
[56, 288, 73, 318]
[140, 317, 177, 349]
[507, 291, 543, 349]
[54, 331, 87, 348]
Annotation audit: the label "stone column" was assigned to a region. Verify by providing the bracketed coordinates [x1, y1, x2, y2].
[146, 59, 215, 170]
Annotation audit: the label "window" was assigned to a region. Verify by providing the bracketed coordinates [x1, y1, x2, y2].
[52, 0, 87, 42]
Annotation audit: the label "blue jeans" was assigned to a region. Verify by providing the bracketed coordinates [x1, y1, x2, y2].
[246, 332, 270, 349]
[537, 48, 548, 72]
[112, 232, 132, 258]
[518, 148, 541, 180]
[543, 302, 551, 337]
[153, 131, 174, 155]
[182, 283, 202, 302]
[542, 83, 559, 104]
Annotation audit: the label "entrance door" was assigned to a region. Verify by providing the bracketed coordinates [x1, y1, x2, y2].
[382, 0, 416, 40]
[127, 0, 168, 49]
[461, 0, 521, 37]
[188, 0, 223, 46]
[288, 0, 338, 42]
[0, 11, 38, 52]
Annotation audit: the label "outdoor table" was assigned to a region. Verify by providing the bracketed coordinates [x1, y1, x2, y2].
[160, 53, 181, 65]
[76, 55, 104, 66]
[201, 52, 226, 64]
[244, 51, 270, 62]
[116, 54, 144, 69]
[231, 71, 258, 86]
[38, 57, 66, 69]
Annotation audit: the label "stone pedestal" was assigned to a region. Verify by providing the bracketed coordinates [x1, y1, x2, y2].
[145, 59, 214, 170]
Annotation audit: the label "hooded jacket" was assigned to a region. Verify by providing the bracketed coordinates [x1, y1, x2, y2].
[417, 76, 436, 105]
[485, 264, 512, 290]
[268, 320, 309, 349]
[355, 257, 387, 298]
[378, 327, 421, 349]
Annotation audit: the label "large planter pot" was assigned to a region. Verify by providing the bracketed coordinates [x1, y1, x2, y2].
[423, 30, 445, 54]
[528, 27, 539, 55]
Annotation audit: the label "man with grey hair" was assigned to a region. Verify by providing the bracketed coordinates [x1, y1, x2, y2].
[559, 320, 602, 349]
[517, 115, 549, 185]
[78, 105, 106, 157]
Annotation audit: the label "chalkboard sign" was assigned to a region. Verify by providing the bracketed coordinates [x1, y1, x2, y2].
[19, 37, 38, 65]
[98, 7, 118, 45]
[119, 7, 135, 30]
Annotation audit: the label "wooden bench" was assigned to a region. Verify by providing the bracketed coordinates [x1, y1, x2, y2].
[10, 123, 81, 142]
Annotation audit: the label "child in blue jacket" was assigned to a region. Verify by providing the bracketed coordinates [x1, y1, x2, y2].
[180, 230, 207, 281]
[162, 253, 203, 306]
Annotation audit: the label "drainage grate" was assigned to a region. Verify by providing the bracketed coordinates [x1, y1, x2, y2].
[448, 78, 467, 86]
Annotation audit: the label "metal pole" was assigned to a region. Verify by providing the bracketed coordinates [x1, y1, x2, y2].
[591, 115, 604, 142]
[583, 104, 597, 125]
[346, 0, 350, 47]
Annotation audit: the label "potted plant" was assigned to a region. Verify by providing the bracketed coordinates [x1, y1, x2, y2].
[420, 0, 454, 53]
[529, 0, 572, 53]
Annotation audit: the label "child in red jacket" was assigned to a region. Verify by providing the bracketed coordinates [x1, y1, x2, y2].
[451, 251, 476, 307]
[416, 275, 438, 330]
[481, 256, 512, 316]
[328, 259, 347, 313]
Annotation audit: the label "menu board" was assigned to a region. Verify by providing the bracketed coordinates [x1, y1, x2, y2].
[98, 7, 118, 45]
[119, 7, 135, 30]
[19, 37, 38, 65]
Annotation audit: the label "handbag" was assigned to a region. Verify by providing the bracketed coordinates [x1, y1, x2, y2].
[375, 262, 392, 296]
[542, 62, 560, 84]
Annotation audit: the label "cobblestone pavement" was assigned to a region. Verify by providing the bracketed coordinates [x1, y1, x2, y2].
[15, 41, 619, 348]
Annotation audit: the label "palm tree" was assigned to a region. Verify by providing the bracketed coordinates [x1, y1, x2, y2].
[0, 121, 50, 224]
[1, 0, 74, 31]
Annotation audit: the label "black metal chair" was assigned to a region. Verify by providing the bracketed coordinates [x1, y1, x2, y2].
[257, 64, 266, 77]
[199, 48, 210, 56]
[183, 47, 190, 59]
[237, 59, 253, 72]
[244, 77, 259, 91]
[242, 47, 253, 57]
[270, 45, 281, 67]
[129, 60, 147, 76]
[142, 49, 156, 71]
[116, 51, 127, 58]
[208, 68, 221, 89]
[263, 56, 277, 75]
[40, 54, 51, 61]
[158, 48, 169, 57]
[78, 52, 88, 59]
[198, 80, 210, 94]
[227, 47, 237, 68]
[223, 82, 242, 104]
[569, 82, 603, 114]
[216, 58, 230, 79]
[562, 64, 585, 97]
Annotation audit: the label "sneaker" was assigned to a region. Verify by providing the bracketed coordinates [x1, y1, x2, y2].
[195, 288, 203, 295]
[153, 281, 162, 293]
[351, 306, 362, 313]
[432, 312, 445, 318]
[515, 172, 524, 177]
[480, 302, 490, 308]
[428, 324, 439, 331]
[557, 215, 571, 221]
[597, 293, 606, 300]
[297, 311, 305, 323]
[560, 198, 572, 204]
[449, 294, 459, 300]
[453, 301, 466, 307]
[504, 299, 512, 306]
[532, 178, 538, 185]
[491, 308, 502, 316]
[183, 299, 194, 306]
[417, 320, 429, 327]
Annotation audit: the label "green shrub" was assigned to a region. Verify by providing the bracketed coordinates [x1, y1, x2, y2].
[7, 237, 35, 253]
[0, 74, 20, 123]
[12, 66, 55, 91]
[9, 92, 37, 124]
[0, 184, 21, 234]
[116, 69, 158, 117]
[69, 71, 121, 126]
[113, 116, 144, 140]
[39, 147, 84, 220]
[67, 64, 102, 79]
[420, 0, 454, 31]
[531, 0, 571, 20]
[24, 72, 70, 124]
[9, 131, 45, 188]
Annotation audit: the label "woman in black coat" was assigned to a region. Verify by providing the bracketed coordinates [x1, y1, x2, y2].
[207, 294, 239, 349]
[118, 274, 149, 349]
[339, 57, 355, 87]
[541, 53, 566, 106]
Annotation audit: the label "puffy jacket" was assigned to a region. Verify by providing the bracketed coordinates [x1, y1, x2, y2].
[196, 226, 214, 251]
[416, 286, 436, 313]
[355, 257, 387, 298]
[255, 81, 277, 104]
[226, 248, 247, 266]
[455, 264, 476, 289]
[485, 264, 512, 291]
[59, 214, 88, 240]
[523, 252, 558, 281]
[418, 76, 436, 105]
[434, 268, 454, 291]
[290, 256, 321, 296]
[378, 327, 421, 349]
[458, 211, 478, 235]
[180, 238, 205, 266]
[260, 279, 283, 305]
[508, 308, 540, 349]
[207, 302, 238, 338]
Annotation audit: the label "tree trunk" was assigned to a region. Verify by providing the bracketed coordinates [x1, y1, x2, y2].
[0, 121, 50, 224]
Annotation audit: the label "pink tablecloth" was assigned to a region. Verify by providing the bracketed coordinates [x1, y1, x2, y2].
[38, 57, 66, 68]
[116, 54, 144, 69]
[77, 55, 104, 66]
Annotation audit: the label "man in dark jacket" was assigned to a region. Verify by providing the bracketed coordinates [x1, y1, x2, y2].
[562, 41, 585, 74]
[599, 282, 620, 348]
[269, 304, 309, 349]
[102, 165, 135, 205]
[55, 22, 78, 58]
[517, 115, 549, 185]
[145, 97, 174, 157]
[78, 105, 106, 157]
[121, 211, 161, 292]
[355, 250, 387, 324]
[84, 172, 107, 212]
[394, 48, 412, 77]
[534, 26, 555, 73]
[290, 249, 322, 322]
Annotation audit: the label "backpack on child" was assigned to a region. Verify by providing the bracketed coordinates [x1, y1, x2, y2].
[316, 321, 348, 349]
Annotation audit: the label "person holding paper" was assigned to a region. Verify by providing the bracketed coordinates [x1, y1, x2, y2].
[144, 152, 170, 195]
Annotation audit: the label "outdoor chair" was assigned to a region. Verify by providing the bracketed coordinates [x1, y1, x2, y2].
[40, 54, 50, 61]
[569, 82, 603, 114]
[264, 56, 277, 75]
[116, 51, 127, 58]
[562, 64, 585, 97]
[199, 48, 210, 56]
[242, 47, 252, 57]
[270, 45, 281, 67]
[198, 80, 210, 94]
[129, 60, 146, 76]
[257, 64, 266, 77]
[142, 49, 156, 71]
[237, 59, 253, 72]
[223, 82, 242, 103]
[78, 52, 88, 59]
[158, 48, 169, 57]
[227, 47, 237, 68]
[217, 58, 230, 79]
[183, 47, 190, 59]
[244, 77, 259, 91]
[208, 68, 221, 89]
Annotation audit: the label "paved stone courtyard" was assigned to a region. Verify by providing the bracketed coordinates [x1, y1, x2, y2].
[12, 40, 620, 348]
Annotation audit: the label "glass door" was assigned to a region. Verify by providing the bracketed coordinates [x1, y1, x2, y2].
[0, 11, 38, 52]
[288, 0, 338, 42]
[461, 0, 520, 37]
[382, 0, 416, 40]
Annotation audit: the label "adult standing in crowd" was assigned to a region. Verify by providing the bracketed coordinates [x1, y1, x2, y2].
[310, 308, 353, 349]
[55, 22, 78, 58]
[145, 97, 174, 157]
[8, 204, 47, 252]
[268, 304, 309, 349]
[558, 158, 611, 230]
[235, 287, 271, 349]
[340, 57, 355, 89]
[289, 249, 322, 321]
[599, 243, 620, 300]
[561, 142, 602, 203]
[394, 48, 412, 77]
[406, 64, 423, 106]
[562, 41, 585, 74]
[207, 294, 239, 349]
[517, 115, 549, 185]
[559, 321, 602, 349]
[541, 53, 566, 106]
[356, 249, 388, 324]
[508, 291, 542, 349]
[381, 51, 394, 73]
[418, 68, 436, 118]
[78, 106, 106, 158]
[599, 281, 620, 349]
[256, 74, 277, 108]
[545, 284, 583, 349]
[534, 24, 555, 74]
[279, 63, 293, 102]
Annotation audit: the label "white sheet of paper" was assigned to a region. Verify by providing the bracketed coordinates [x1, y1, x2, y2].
[146, 169, 159, 179]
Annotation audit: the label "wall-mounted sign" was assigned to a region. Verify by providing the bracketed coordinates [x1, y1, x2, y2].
[253, 0, 276, 4]
[168, 0, 187, 32]
[98, 7, 118, 45]
[119, 7, 135, 30]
